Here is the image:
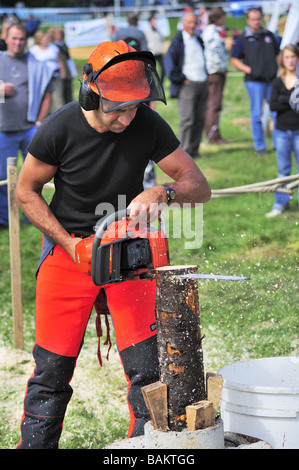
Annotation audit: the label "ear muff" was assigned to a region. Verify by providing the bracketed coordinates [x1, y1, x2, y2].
[79, 63, 100, 111]
[79, 80, 100, 110]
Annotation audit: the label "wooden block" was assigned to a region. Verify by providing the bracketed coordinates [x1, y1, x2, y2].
[206, 373, 224, 419]
[186, 400, 214, 431]
[141, 381, 168, 431]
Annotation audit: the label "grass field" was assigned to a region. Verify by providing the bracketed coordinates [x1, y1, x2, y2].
[0, 20, 298, 448]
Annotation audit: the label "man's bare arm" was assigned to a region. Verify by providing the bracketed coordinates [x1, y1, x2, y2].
[128, 147, 211, 219]
[231, 57, 251, 75]
[36, 91, 52, 124]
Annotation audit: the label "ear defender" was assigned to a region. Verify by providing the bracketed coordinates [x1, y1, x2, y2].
[79, 63, 100, 111]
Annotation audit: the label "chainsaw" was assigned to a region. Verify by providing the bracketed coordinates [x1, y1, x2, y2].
[75, 209, 250, 286]
[75, 209, 170, 286]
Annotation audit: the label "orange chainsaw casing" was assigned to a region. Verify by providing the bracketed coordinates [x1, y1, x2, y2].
[75, 218, 170, 278]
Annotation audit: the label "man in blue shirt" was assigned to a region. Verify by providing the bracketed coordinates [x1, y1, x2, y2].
[231, 7, 280, 155]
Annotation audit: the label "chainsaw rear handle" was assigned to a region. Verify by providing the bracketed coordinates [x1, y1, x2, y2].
[91, 209, 167, 285]
[92, 209, 130, 259]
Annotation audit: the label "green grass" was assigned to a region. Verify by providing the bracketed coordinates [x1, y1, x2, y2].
[0, 26, 298, 448]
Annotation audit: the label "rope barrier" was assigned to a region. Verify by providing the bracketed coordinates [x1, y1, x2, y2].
[43, 175, 299, 198]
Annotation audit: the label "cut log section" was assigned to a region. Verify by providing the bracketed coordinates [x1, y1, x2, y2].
[186, 400, 215, 431]
[155, 265, 206, 431]
[206, 372, 224, 420]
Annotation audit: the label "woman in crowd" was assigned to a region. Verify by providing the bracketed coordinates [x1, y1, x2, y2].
[267, 44, 299, 217]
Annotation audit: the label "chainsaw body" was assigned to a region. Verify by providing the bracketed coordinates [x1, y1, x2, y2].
[75, 210, 170, 286]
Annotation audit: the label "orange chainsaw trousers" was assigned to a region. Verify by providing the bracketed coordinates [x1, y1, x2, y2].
[17, 244, 159, 449]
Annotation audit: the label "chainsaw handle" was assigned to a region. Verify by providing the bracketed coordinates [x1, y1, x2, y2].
[91, 209, 130, 285]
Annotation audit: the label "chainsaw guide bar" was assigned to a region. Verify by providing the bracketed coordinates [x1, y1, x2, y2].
[177, 274, 251, 282]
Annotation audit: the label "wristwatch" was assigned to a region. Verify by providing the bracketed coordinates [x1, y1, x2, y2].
[162, 184, 176, 205]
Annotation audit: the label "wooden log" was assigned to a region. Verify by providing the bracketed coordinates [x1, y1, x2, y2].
[155, 265, 205, 431]
[186, 400, 214, 431]
[141, 381, 168, 431]
[206, 373, 224, 420]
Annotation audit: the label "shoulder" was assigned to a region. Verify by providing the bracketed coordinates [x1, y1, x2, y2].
[40, 102, 81, 132]
[0, 51, 9, 62]
[202, 24, 215, 39]
[272, 76, 282, 87]
[49, 42, 59, 51]
[134, 104, 174, 133]
[29, 44, 38, 54]
[195, 32, 204, 47]
[172, 30, 183, 44]
[231, 35, 244, 56]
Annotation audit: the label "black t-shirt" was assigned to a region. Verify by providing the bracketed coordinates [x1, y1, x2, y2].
[231, 29, 278, 82]
[28, 101, 180, 235]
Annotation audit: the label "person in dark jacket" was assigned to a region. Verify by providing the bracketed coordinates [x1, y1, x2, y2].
[164, 12, 208, 158]
[231, 7, 280, 155]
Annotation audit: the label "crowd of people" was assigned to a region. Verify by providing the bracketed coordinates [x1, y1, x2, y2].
[164, 6, 298, 218]
[0, 15, 76, 228]
[1, 7, 298, 228]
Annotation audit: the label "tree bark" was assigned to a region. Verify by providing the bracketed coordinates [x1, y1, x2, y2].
[155, 265, 205, 431]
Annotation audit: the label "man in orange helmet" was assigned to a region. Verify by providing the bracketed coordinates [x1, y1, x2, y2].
[15, 40, 211, 448]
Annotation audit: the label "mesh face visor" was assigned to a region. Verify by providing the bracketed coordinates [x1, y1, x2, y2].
[90, 51, 166, 113]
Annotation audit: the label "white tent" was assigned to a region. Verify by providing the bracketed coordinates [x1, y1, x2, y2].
[268, 0, 299, 48]
[280, 0, 299, 48]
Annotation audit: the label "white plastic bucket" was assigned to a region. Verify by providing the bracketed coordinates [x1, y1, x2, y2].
[218, 357, 299, 449]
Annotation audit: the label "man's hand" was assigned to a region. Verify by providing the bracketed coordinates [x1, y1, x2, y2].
[2, 82, 15, 97]
[127, 185, 167, 223]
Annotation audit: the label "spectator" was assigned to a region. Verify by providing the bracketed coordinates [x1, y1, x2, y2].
[0, 20, 17, 51]
[0, 23, 53, 228]
[164, 12, 208, 158]
[202, 7, 228, 144]
[48, 26, 76, 104]
[30, 29, 65, 112]
[266, 44, 299, 217]
[114, 12, 148, 51]
[145, 13, 165, 84]
[231, 7, 280, 155]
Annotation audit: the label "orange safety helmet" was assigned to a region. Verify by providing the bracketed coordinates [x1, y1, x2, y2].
[87, 40, 149, 102]
[81, 40, 166, 112]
